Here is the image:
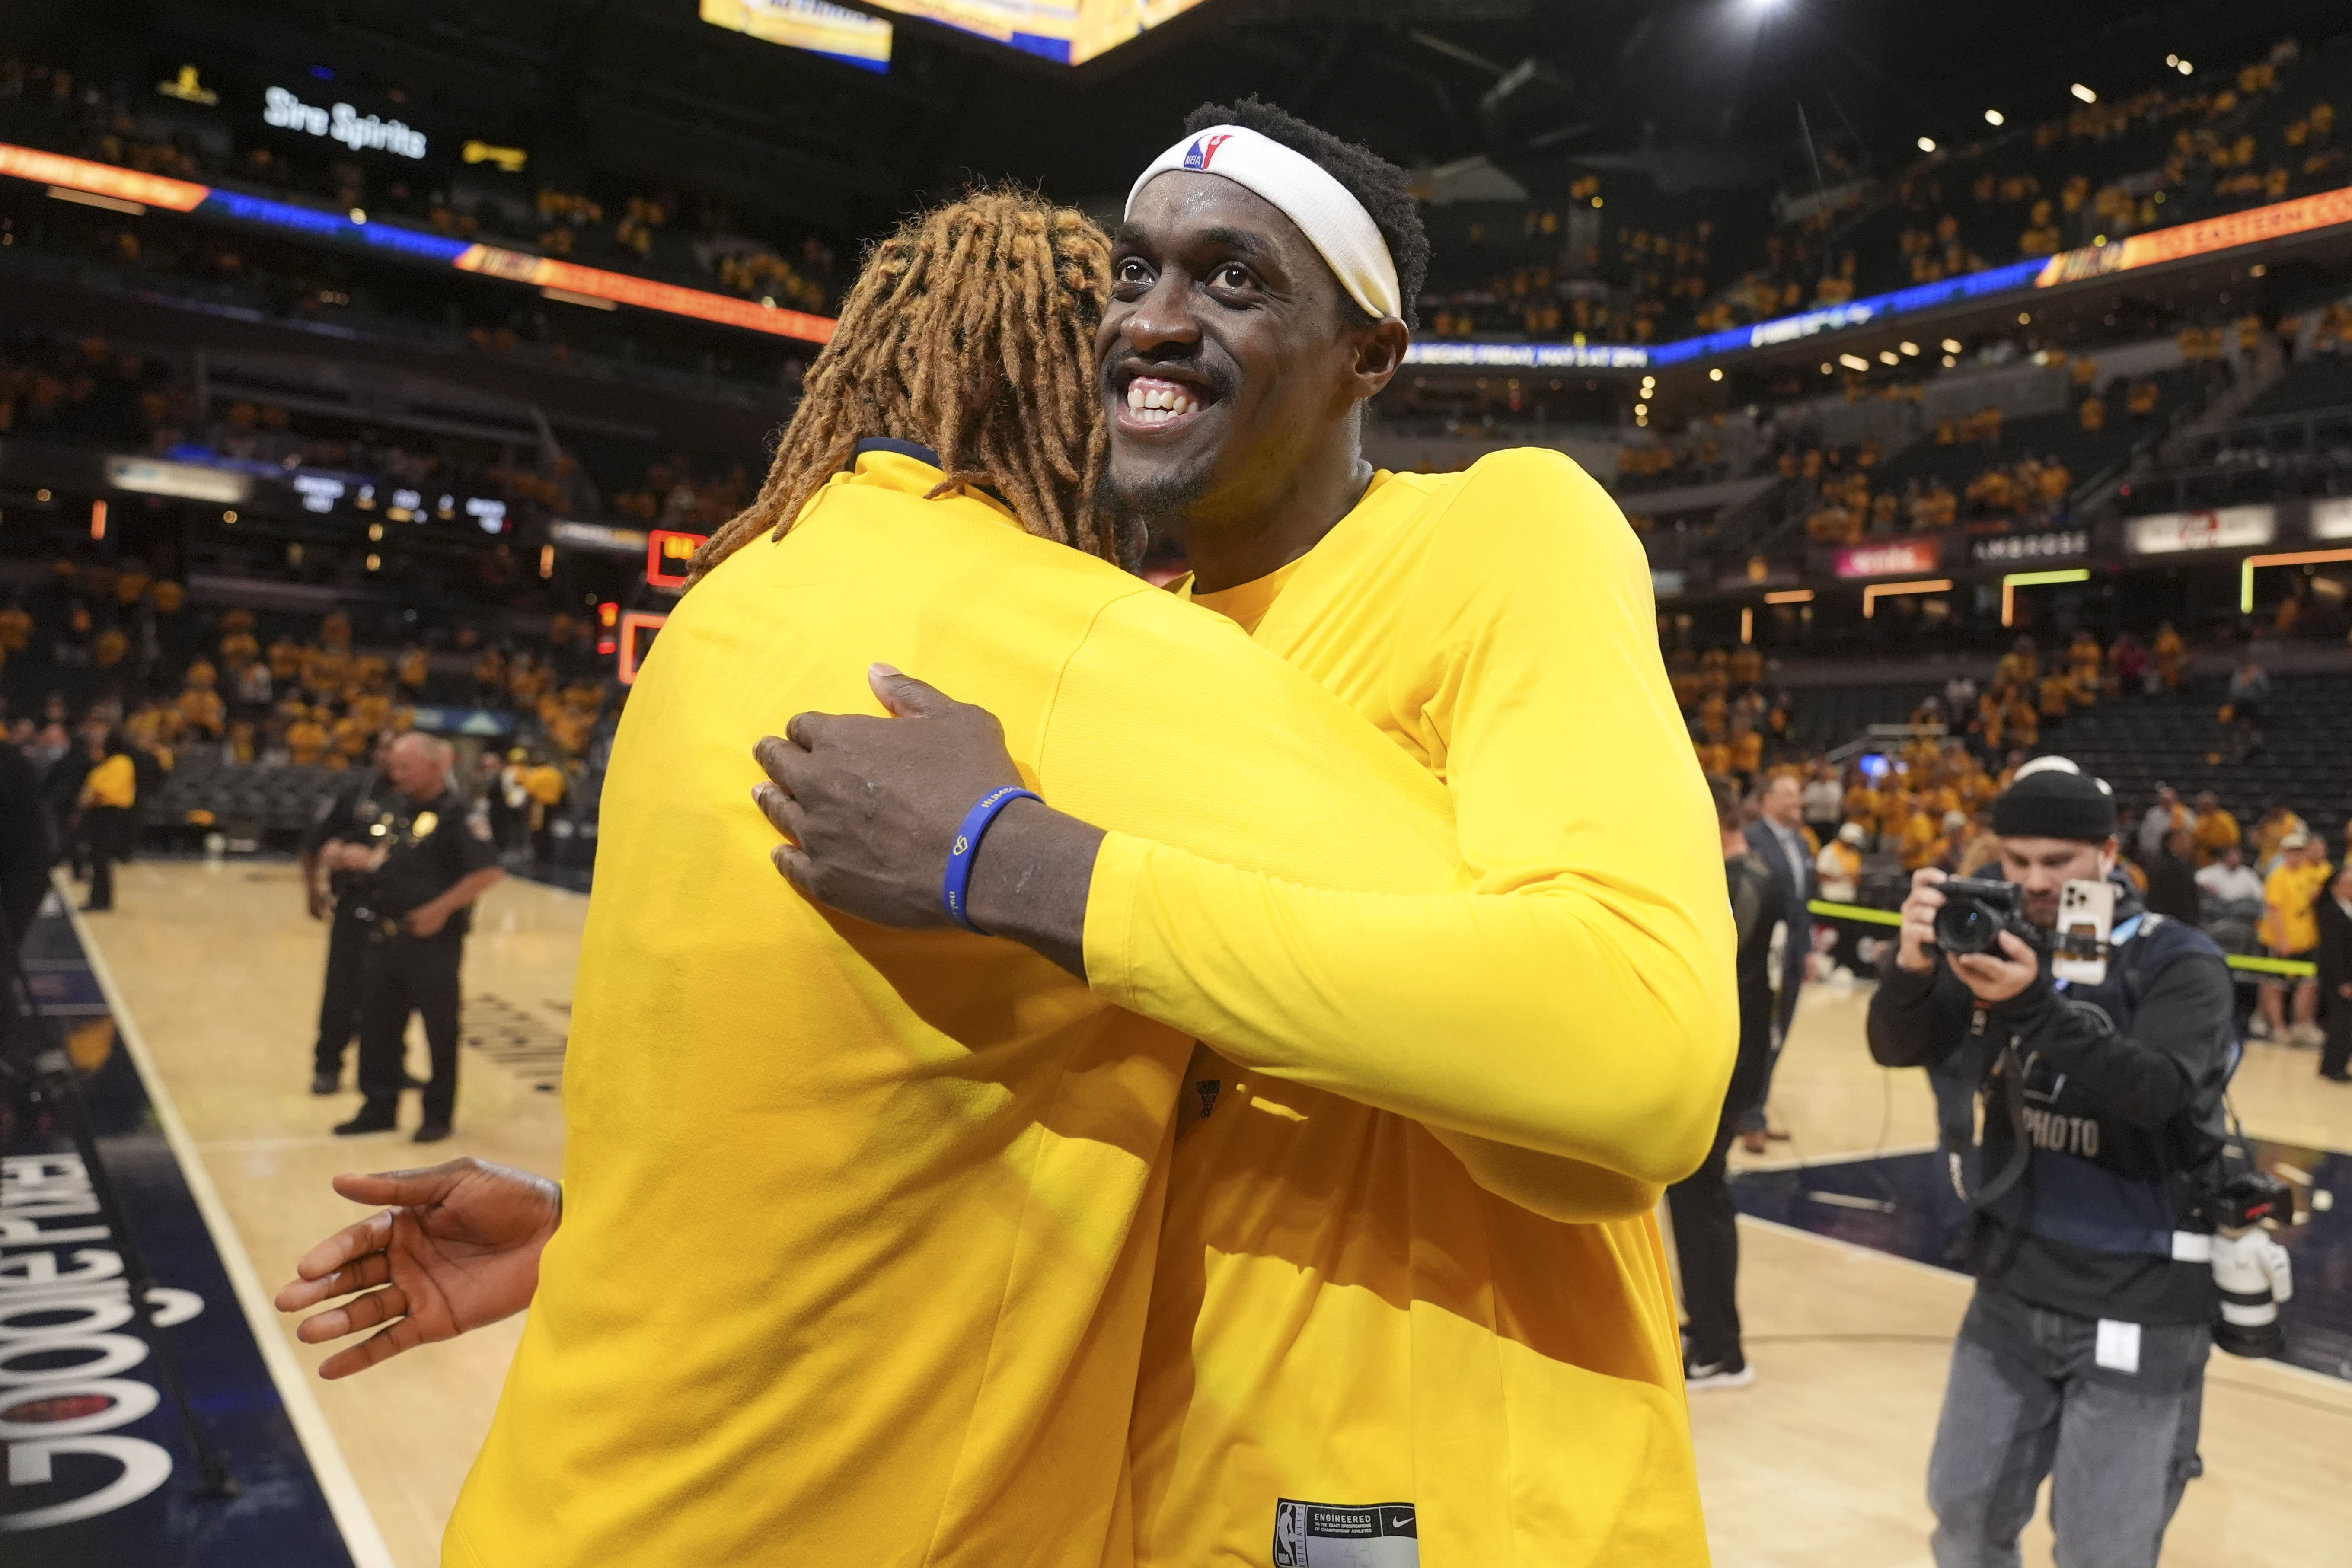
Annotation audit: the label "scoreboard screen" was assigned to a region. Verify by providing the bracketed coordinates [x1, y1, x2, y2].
[865, 0, 1216, 65]
[701, 0, 894, 73]
[708, 0, 1216, 68]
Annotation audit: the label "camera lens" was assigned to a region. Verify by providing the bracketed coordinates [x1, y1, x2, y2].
[1936, 899, 1995, 955]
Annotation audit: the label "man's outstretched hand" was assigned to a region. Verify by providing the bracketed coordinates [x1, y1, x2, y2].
[754, 665, 1101, 973]
[273, 1158, 560, 1380]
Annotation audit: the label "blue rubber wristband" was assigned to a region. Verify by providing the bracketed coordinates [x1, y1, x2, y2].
[942, 786, 1043, 932]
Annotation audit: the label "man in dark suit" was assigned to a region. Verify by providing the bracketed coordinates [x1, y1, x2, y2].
[0, 733, 59, 1070]
[2319, 864, 2352, 1083]
[1741, 771, 1815, 1147]
[0, 735, 54, 947]
[1668, 774, 1782, 1389]
[2143, 825, 2202, 924]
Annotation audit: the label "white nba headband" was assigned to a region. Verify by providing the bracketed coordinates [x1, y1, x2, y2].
[1126, 125, 1402, 323]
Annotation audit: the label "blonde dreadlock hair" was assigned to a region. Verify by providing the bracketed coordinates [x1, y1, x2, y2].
[689, 188, 1117, 587]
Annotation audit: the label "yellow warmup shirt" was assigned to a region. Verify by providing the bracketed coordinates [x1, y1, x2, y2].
[80, 753, 136, 808]
[2194, 809, 2240, 864]
[447, 449, 1487, 1568]
[2263, 859, 2334, 953]
[1094, 449, 1734, 1565]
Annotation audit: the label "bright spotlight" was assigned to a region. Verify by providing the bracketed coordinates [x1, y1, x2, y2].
[2175, 58, 2194, 75]
[1838, 353, 1870, 372]
[1709, 367, 1725, 382]
[1634, 403, 1649, 417]
[1878, 350, 1900, 366]
[2070, 83, 2097, 103]
[1940, 338, 1963, 353]
[1917, 136, 1937, 153]
[1984, 109, 2004, 126]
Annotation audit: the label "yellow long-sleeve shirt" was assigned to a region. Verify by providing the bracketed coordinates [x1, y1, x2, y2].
[1098, 449, 1733, 1565]
[2193, 808, 2241, 865]
[447, 450, 1479, 1568]
[80, 752, 136, 808]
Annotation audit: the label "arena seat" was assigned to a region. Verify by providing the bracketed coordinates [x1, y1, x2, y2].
[1778, 664, 2352, 838]
[1781, 680, 1945, 754]
[2045, 669, 2352, 823]
[2242, 354, 2352, 420]
[143, 761, 345, 851]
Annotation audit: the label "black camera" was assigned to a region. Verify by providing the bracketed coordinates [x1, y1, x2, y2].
[2201, 1169, 2295, 1231]
[2201, 1170, 2297, 1358]
[1933, 877, 2044, 956]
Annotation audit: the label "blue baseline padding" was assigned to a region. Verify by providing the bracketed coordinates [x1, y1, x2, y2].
[1, 896, 360, 1558]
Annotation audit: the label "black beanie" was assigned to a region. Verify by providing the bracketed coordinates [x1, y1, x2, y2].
[1991, 759, 2116, 843]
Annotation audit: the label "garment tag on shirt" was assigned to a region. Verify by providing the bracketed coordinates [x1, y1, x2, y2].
[1273, 1500, 1419, 1566]
[1194, 1078, 1222, 1119]
[2094, 1319, 2141, 1375]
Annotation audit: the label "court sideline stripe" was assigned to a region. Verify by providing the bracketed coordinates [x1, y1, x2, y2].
[59, 875, 399, 1568]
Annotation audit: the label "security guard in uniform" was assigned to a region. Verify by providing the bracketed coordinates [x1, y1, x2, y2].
[326, 732, 503, 1142]
[299, 739, 389, 1093]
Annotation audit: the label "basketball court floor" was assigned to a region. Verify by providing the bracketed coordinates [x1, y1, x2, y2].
[20, 859, 2352, 1564]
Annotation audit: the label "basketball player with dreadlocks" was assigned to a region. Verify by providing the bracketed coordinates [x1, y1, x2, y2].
[282, 115, 1729, 1567]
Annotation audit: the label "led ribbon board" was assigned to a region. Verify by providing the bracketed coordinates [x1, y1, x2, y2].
[13, 128, 2338, 363]
[0, 143, 835, 346]
[1406, 182, 2352, 371]
[0, 143, 209, 211]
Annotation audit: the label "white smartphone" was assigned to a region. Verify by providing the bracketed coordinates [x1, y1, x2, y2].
[2054, 879, 2116, 985]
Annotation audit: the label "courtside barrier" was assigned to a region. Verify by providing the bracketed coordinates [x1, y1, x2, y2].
[1806, 899, 2316, 978]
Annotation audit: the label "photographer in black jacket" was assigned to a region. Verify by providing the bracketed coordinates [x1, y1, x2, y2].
[1869, 758, 2234, 1568]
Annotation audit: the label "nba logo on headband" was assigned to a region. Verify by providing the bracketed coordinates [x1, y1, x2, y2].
[1182, 134, 1232, 171]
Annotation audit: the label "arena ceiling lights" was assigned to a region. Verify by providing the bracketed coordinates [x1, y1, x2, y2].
[1404, 185, 2352, 376]
[0, 143, 836, 347]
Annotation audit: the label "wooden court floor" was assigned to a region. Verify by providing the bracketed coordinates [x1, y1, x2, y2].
[79, 860, 2352, 1567]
